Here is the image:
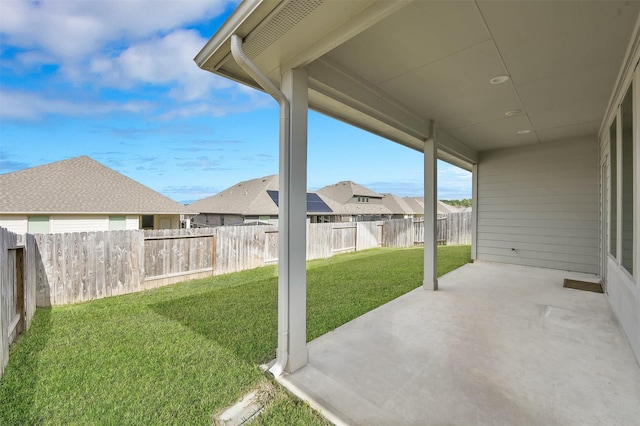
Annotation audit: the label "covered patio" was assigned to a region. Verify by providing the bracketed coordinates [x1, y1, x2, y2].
[195, 1, 640, 423]
[278, 261, 640, 425]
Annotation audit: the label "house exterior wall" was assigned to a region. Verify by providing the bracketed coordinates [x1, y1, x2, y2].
[1, 214, 148, 233]
[51, 215, 110, 233]
[476, 137, 599, 274]
[126, 216, 139, 230]
[599, 38, 640, 363]
[154, 215, 180, 230]
[0, 215, 28, 234]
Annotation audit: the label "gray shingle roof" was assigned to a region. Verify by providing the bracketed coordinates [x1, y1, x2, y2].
[382, 193, 414, 215]
[188, 175, 334, 215]
[437, 201, 461, 214]
[317, 181, 392, 216]
[400, 197, 461, 215]
[188, 175, 280, 215]
[403, 197, 424, 214]
[0, 156, 193, 214]
[317, 181, 382, 204]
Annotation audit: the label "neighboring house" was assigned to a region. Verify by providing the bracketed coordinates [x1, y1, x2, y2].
[384, 195, 462, 219]
[189, 174, 333, 226]
[196, 1, 640, 370]
[317, 181, 392, 222]
[436, 200, 462, 215]
[381, 193, 415, 219]
[0, 156, 193, 234]
[402, 196, 425, 219]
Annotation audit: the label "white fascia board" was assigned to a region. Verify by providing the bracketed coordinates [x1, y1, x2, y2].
[194, 0, 272, 70]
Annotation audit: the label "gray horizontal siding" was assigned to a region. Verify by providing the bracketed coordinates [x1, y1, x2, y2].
[477, 137, 599, 274]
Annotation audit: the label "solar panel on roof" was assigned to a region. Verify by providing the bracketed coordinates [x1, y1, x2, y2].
[307, 193, 333, 212]
[267, 190, 333, 213]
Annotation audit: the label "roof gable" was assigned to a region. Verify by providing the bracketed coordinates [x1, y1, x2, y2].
[317, 181, 383, 204]
[382, 193, 413, 215]
[0, 156, 192, 214]
[188, 174, 334, 215]
[188, 174, 280, 215]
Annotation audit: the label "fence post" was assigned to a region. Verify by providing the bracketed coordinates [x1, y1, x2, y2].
[212, 234, 217, 276]
[15, 248, 25, 335]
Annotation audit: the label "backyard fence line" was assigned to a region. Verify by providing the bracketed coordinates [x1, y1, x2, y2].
[29, 219, 406, 307]
[0, 212, 470, 374]
[3, 212, 471, 311]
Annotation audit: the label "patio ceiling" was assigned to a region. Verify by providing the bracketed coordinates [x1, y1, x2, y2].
[196, 0, 640, 169]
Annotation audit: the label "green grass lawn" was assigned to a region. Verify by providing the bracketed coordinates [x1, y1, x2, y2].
[0, 245, 471, 425]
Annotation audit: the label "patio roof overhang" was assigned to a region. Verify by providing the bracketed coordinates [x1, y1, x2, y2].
[196, 0, 640, 170]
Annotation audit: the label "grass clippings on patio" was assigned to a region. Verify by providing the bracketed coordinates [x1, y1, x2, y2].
[0, 245, 471, 425]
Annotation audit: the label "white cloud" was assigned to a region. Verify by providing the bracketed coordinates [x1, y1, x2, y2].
[89, 29, 233, 101]
[0, 0, 231, 60]
[0, 89, 153, 120]
[159, 90, 274, 120]
[0, 0, 276, 119]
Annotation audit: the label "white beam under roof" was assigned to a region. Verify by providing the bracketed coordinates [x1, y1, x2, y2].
[307, 57, 432, 142]
[307, 58, 477, 169]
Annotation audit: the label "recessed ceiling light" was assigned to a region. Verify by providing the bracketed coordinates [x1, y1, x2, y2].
[490, 75, 510, 85]
[505, 109, 522, 116]
[517, 129, 531, 134]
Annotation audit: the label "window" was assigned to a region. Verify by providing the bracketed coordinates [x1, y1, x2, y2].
[357, 196, 369, 203]
[141, 215, 154, 229]
[27, 216, 49, 234]
[109, 216, 126, 231]
[621, 84, 634, 275]
[610, 118, 617, 258]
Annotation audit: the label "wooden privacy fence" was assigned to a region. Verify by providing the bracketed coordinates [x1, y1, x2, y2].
[29, 219, 409, 306]
[0, 213, 470, 377]
[0, 228, 37, 379]
[9, 213, 471, 309]
[414, 212, 472, 246]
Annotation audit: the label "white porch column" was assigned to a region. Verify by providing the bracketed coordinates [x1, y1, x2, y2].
[424, 136, 438, 290]
[278, 67, 309, 373]
[471, 164, 478, 260]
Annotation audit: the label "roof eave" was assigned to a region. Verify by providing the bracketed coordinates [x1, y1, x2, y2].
[194, 0, 277, 72]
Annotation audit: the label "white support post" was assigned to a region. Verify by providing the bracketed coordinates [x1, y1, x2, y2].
[279, 67, 309, 372]
[633, 66, 639, 281]
[424, 136, 438, 290]
[471, 164, 478, 260]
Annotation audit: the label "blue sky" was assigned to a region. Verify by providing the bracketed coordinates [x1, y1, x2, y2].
[0, 0, 471, 204]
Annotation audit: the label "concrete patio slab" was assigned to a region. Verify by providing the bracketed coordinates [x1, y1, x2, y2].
[277, 261, 640, 426]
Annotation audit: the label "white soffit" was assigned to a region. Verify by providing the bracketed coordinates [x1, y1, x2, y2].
[378, 39, 523, 130]
[477, 0, 639, 141]
[198, 0, 640, 158]
[317, 0, 639, 152]
[326, 1, 492, 85]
